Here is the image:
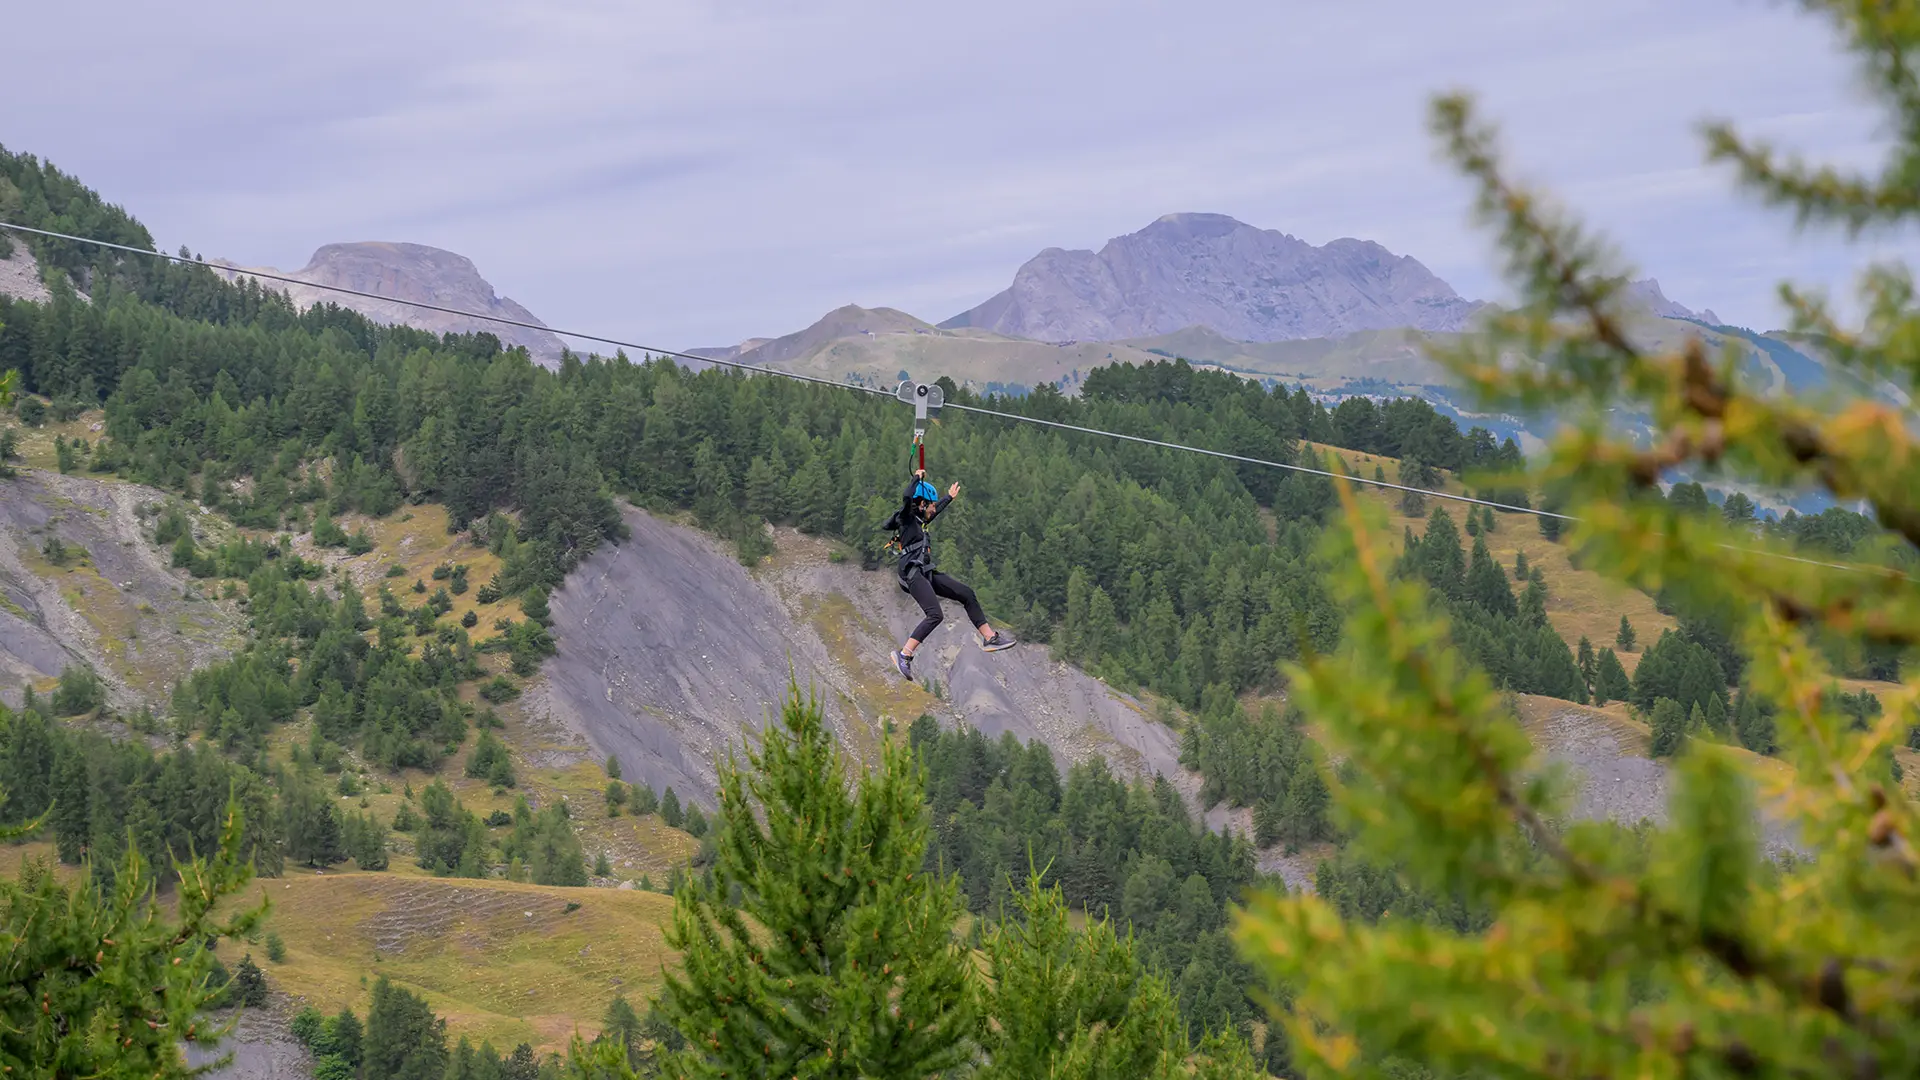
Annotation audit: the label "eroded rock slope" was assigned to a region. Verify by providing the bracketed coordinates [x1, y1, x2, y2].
[0, 469, 243, 709]
[530, 507, 1189, 809]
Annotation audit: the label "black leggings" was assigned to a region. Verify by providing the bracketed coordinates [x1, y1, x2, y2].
[904, 571, 988, 643]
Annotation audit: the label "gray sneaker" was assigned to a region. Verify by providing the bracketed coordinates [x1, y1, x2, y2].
[891, 650, 914, 679]
[981, 632, 1017, 653]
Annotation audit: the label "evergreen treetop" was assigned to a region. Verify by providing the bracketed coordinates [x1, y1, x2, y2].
[656, 684, 976, 1079]
[978, 873, 1262, 1080]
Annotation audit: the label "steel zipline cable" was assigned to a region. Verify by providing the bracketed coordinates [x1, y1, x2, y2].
[0, 220, 1894, 578]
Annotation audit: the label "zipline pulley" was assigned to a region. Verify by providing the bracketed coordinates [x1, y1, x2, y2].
[896, 379, 943, 470]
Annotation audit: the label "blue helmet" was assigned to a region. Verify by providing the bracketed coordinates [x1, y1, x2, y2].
[913, 480, 938, 503]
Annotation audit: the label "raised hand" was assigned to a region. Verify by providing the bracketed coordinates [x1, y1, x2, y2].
[948, 481, 960, 498]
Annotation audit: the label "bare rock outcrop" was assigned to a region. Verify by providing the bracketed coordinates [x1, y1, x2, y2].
[0, 233, 52, 304]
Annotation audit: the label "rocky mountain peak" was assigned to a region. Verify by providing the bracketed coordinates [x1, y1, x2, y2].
[942, 213, 1486, 343]
[1623, 278, 1720, 325]
[215, 241, 567, 366]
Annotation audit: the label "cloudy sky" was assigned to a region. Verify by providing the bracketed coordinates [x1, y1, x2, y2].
[7, 0, 1911, 349]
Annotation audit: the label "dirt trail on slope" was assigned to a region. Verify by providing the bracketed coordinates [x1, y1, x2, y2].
[531, 507, 1191, 809]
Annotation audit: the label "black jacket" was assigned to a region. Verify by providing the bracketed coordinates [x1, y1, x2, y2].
[880, 476, 951, 579]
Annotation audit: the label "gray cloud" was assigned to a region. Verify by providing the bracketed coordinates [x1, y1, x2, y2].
[7, 0, 1914, 349]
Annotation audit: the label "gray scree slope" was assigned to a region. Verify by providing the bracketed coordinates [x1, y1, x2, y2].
[0, 469, 243, 709]
[532, 506, 1190, 809]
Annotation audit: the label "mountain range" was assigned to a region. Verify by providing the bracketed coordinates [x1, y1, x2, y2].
[126, 212, 1724, 397]
[687, 213, 1722, 398]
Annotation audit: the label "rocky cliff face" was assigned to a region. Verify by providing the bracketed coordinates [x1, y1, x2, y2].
[943, 212, 1487, 343]
[216, 242, 567, 366]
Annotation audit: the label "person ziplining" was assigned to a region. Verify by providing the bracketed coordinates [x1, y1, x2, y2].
[883, 468, 1016, 679]
[882, 380, 1015, 680]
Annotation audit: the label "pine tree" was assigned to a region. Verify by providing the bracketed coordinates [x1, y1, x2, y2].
[1519, 573, 1548, 627]
[0, 793, 266, 1075]
[1649, 697, 1687, 757]
[231, 953, 269, 1007]
[363, 975, 449, 1080]
[683, 805, 709, 838]
[1734, 689, 1777, 755]
[1706, 692, 1728, 733]
[1722, 490, 1757, 525]
[1464, 535, 1516, 616]
[49, 746, 89, 863]
[344, 810, 390, 871]
[604, 754, 621, 780]
[1420, 507, 1465, 597]
[284, 780, 346, 868]
[506, 1042, 538, 1080]
[1512, 549, 1528, 581]
[1592, 647, 1630, 706]
[745, 454, 787, 522]
[1576, 635, 1596, 693]
[1276, 756, 1330, 852]
[976, 875, 1260, 1080]
[631, 783, 659, 817]
[328, 1007, 364, 1070]
[601, 994, 641, 1063]
[509, 806, 587, 887]
[1236, 41, 1920, 1076]
[659, 787, 683, 829]
[1615, 613, 1636, 652]
[656, 684, 975, 1079]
